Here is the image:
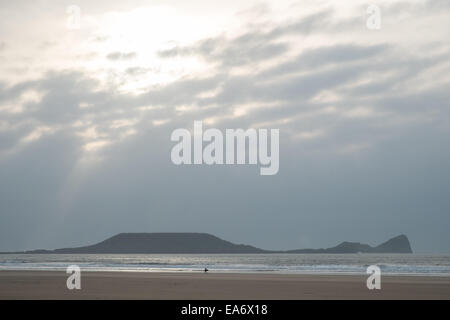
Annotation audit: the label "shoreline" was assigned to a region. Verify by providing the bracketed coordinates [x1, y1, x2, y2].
[1, 268, 450, 277]
[1, 270, 450, 299]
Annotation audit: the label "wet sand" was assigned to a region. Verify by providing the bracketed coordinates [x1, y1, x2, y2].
[1, 270, 449, 299]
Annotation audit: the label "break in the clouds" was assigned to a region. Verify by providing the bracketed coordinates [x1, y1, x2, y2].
[0, 0, 449, 252]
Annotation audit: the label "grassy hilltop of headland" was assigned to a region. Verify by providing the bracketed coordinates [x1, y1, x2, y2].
[3, 233, 412, 254]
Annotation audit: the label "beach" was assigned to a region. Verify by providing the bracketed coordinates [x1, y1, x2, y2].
[1, 270, 449, 299]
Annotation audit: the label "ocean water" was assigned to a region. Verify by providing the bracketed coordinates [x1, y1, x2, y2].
[0, 253, 450, 276]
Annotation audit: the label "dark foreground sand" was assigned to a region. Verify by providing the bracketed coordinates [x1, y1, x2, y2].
[1, 270, 450, 299]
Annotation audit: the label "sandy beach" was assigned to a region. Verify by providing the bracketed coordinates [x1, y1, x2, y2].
[1, 270, 449, 299]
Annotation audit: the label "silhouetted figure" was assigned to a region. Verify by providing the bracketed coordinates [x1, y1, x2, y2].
[204, 268, 208, 273]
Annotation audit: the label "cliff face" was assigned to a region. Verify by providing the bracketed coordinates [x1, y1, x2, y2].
[288, 234, 413, 254]
[373, 234, 412, 253]
[15, 233, 413, 254]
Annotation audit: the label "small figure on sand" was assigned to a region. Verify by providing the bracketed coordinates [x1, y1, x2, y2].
[204, 267, 208, 273]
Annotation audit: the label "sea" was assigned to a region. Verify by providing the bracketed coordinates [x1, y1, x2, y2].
[1, 253, 450, 276]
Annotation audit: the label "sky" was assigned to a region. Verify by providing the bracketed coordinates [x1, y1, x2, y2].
[0, 0, 449, 253]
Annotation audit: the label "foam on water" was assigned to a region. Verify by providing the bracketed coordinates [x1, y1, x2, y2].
[1, 253, 450, 276]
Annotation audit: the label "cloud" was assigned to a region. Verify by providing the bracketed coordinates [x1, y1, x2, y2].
[157, 8, 362, 67]
[106, 51, 137, 61]
[125, 66, 159, 76]
[0, 0, 450, 252]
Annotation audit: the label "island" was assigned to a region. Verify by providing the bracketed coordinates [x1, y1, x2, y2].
[3, 233, 413, 254]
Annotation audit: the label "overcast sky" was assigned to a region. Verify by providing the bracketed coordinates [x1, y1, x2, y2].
[0, 0, 449, 252]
